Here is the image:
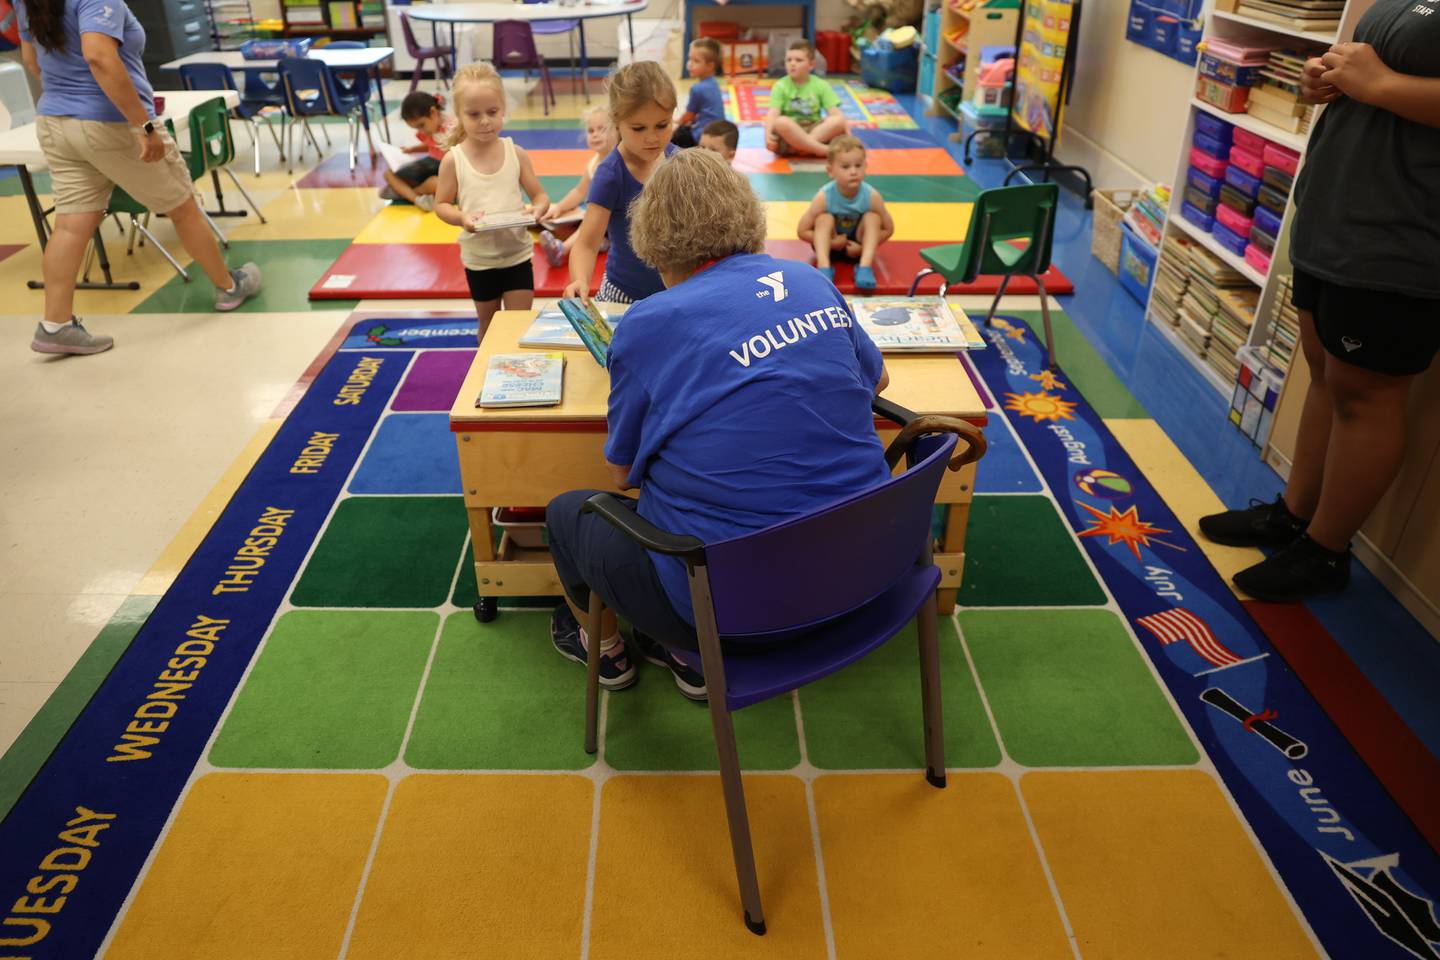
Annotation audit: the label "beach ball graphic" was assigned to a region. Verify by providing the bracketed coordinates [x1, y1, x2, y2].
[1074, 468, 1132, 500]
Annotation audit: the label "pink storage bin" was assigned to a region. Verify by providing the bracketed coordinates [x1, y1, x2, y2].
[1217, 203, 1254, 236]
[1229, 145, 1264, 177]
[1233, 127, 1266, 154]
[1245, 244, 1272, 275]
[1263, 142, 1300, 176]
[1190, 145, 1229, 178]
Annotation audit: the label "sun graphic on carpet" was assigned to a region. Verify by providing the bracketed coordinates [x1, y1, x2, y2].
[1003, 391, 1078, 423]
[1076, 501, 1186, 560]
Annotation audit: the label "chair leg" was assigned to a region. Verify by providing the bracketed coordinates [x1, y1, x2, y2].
[359, 109, 376, 161]
[709, 699, 767, 935]
[321, 120, 333, 149]
[223, 166, 267, 223]
[125, 217, 139, 256]
[908, 267, 935, 297]
[80, 237, 96, 282]
[984, 273, 1013, 328]
[916, 593, 946, 788]
[133, 216, 190, 281]
[305, 119, 324, 158]
[1033, 274, 1056, 370]
[347, 115, 358, 172]
[583, 595, 603, 755]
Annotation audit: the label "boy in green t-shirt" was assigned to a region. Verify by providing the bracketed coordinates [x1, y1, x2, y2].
[764, 40, 848, 157]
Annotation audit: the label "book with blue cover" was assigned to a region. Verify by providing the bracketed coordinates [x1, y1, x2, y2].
[557, 298, 616, 367]
[476, 353, 565, 408]
[519, 304, 626, 351]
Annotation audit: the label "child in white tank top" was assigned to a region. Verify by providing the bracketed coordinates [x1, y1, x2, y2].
[434, 63, 550, 341]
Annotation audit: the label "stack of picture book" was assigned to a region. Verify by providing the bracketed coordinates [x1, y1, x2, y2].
[1148, 233, 1194, 329]
[519, 302, 625, 361]
[1235, 0, 1342, 32]
[1249, 48, 1323, 134]
[1206, 286, 1260, 383]
[1263, 273, 1300, 374]
[846, 297, 984, 352]
[476, 353, 565, 408]
[1178, 240, 1251, 361]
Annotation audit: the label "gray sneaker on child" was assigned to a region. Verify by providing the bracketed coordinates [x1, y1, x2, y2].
[215, 262, 263, 312]
[414, 194, 436, 212]
[30, 318, 114, 356]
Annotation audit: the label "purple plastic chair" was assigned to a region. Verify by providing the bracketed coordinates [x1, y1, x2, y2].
[579, 398, 987, 933]
[523, 0, 587, 102]
[400, 12, 455, 94]
[493, 20, 555, 115]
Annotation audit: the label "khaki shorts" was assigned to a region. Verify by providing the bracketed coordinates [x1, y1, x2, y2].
[36, 115, 197, 215]
[770, 117, 817, 156]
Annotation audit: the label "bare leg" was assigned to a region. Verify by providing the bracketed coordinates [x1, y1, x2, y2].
[414, 176, 438, 196]
[474, 298, 501, 343]
[501, 288, 534, 313]
[808, 112, 849, 146]
[856, 211, 883, 268]
[1305, 354, 1415, 551]
[772, 116, 831, 157]
[42, 210, 105, 326]
[808, 212, 835, 267]
[165, 197, 234, 289]
[1281, 309, 1329, 520]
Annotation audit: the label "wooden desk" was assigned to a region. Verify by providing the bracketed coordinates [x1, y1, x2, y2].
[449, 309, 988, 620]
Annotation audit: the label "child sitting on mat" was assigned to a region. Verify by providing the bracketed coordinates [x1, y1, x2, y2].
[433, 63, 550, 341]
[764, 39, 848, 158]
[538, 104, 616, 268]
[379, 91, 453, 212]
[796, 135, 894, 290]
[672, 38, 725, 149]
[699, 119, 739, 165]
[563, 61, 679, 305]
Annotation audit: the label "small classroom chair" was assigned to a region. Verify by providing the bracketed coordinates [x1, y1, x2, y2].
[88, 186, 188, 282]
[176, 95, 267, 232]
[577, 398, 986, 933]
[178, 62, 286, 176]
[908, 182, 1060, 369]
[324, 40, 392, 140]
[522, 0, 587, 102]
[400, 12, 455, 94]
[493, 20, 556, 116]
[278, 58, 376, 173]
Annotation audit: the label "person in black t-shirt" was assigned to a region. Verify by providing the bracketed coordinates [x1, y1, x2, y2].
[1199, 0, 1440, 602]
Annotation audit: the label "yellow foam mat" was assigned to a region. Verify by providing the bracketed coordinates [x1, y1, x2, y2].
[354, 204, 462, 244]
[226, 188, 386, 242]
[815, 772, 1072, 957]
[1104, 418, 1265, 587]
[348, 774, 592, 958]
[763, 201, 973, 242]
[1022, 770, 1316, 958]
[107, 773, 388, 959]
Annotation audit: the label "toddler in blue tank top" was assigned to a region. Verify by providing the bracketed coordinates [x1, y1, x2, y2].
[796, 135, 894, 290]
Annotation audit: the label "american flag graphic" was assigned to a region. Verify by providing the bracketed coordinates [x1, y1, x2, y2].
[1135, 608, 1244, 669]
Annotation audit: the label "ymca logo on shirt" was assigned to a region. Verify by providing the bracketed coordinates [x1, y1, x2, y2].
[755, 270, 788, 302]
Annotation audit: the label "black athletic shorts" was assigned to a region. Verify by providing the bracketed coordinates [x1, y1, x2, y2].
[1292, 269, 1440, 376]
[464, 260, 533, 302]
[394, 155, 440, 187]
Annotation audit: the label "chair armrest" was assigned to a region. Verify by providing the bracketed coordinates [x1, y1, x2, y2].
[882, 415, 988, 472]
[582, 493, 707, 564]
[872, 395, 919, 427]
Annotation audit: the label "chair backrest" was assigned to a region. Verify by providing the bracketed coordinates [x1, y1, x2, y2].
[324, 40, 367, 48]
[493, 20, 541, 68]
[0, 61, 37, 130]
[703, 431, 957, 638]
[964, 182, 1059, 280]
[185, 96, 236, 178]
[278, 58, 339, 116]
[399, 12, 424, 56]
[179, 63, 240, 96]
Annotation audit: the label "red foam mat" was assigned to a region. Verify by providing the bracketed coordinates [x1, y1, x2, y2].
[310, 241, 1074, 300]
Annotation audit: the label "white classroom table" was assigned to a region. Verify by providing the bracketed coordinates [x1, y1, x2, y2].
[160, 47, 396, 140]
[0, 89, 240, 290]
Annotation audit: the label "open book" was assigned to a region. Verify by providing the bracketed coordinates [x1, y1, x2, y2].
[848, 297, 982, 352]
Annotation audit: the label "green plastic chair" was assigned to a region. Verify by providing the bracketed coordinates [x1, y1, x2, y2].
[182, 95, 266, 229]
[83, 183, 190, 283]
[908, 182, 1060, 369]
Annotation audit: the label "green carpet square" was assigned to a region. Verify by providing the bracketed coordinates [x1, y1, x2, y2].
[291, 496, 469, 608]
[130, 239, 357, 313]
[209, 610, 437, 768]
[405, 611, 595, 770]
[960, 609, 1198, 767]
[604, 659, 801, 772]
[799, 618, 1000, 770]
[958, 495, 1107, 606]
[451, 535, 561, 611]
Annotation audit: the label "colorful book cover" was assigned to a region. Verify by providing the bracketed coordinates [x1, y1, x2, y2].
[848, 297, 983, 352]
[476, 353, 565, 408]
[519, 305, 625, 350]
[557, 298, 615, 367]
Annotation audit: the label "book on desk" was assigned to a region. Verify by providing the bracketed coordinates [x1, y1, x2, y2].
[477, 352, 565, 408]
[848, 296, 984, 352]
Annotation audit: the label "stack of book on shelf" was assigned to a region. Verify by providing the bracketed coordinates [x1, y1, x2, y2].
[285, 0, 326, 25]
[1206, 285, 1259, 382]
[1123, 184, 1170, 249]
[1264, 273, 1300, 373]
[1249, 48, 1322, 133]
[1149, 233, 1193, 328]
[328, 1, 357, 28]
[1178, 240, 1250, 359]
[1235, 0, 1343, 33]
[360, 2, 385, 28]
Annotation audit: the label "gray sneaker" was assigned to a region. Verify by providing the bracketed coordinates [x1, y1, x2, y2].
[214, 262, 262, 312]
[31, 318, 114, 356]
[414, 194, 436, 212]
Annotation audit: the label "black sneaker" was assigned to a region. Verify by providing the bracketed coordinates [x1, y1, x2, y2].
[1232, 533, 1351, 602]
[632, 630, 707, 702]
[1199, 495, 1308, 548]
[550, 605, 637, 690]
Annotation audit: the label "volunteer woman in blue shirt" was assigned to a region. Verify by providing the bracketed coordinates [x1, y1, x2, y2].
[18, 0, 262, 356]
[546, 147, 893, 700]
[1200, 0, 1440, 601]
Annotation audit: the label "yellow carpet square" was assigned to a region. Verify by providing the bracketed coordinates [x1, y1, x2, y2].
[814, 772, 1071, 958]
[1022, 770, 1317, 958]
[353, 204, 463, 244]
[590, 774, 826, 959]
[763, 201, 974, 242]
[107, 773, 387, 960]
[348, 774, 592, 959]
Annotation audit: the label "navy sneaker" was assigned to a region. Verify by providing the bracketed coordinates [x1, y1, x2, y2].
[1232, 533, 1351, 603]
[632, 630, 707, 702]
[550, 605, 637, 690]
[1199, 495, 1307, 548]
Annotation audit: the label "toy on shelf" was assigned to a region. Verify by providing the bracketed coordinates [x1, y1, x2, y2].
[973, 56, 1013, 108]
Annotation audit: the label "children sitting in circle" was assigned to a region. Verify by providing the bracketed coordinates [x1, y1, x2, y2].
[538, 104, 616, 268]
[765, 40, 848, 157]
[699, 119, 739, 165]
[797, 135, 894, 290]
[672, 38, 725, 149]
[433, 62, 550, 340]
[564, 61, 679, 305]
[379, 91, 453, 212]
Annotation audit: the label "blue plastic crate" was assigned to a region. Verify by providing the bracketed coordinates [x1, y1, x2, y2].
[861, 46, 918, 93]
[1193, 112, 1234, 146]
[1254, 204, 1283, 236]
[919, 52, 936, 99]
[1119, 223, 1159, 304]
[1194, 130, 1232, 158]
[1224, 163, 1262, 198]
[1187, 165, 1223, 198]
[1212, 220, 1249, 256]
[1181, 201, 1215, 232]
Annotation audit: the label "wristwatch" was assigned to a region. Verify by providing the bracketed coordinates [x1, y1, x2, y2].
[132, 120, 155, 136]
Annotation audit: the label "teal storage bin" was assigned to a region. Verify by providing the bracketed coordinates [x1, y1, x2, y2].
[919, 52, 936, 100]
[1119, 223, 1158, 303]
[861, 46, 918, 93]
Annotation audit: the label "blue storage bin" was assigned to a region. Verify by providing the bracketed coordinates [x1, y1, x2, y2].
[1253, 205, 1282, 235]
[1184, 185, 1217, 216]
[240, 38, 312, 59]
[861, 45, 918, 93]
[1187, 165, 1223, 198]
[1194, 130, 1231, 158]
[1181, 201, 1215, 232]
[1212, 220, 1249, 256]
[1119, 223, 1159, 304]
[1224, 163, 1262, 198]
[1176, 23, 1203, 64]
[923, 8, 941, 52]
[1193, 113, 1233, 146]
[919, 52, 936, 100]
[1126, 6, 1151, 43]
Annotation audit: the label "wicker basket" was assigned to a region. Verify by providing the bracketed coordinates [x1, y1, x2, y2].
[1091, 187, 1139, 275]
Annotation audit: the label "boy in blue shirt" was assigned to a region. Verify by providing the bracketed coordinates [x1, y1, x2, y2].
[796, 135, 895, 290]
[672, 38, 725, 149]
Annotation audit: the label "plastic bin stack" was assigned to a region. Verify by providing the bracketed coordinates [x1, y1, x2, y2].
[1194, 37, 1276, 115]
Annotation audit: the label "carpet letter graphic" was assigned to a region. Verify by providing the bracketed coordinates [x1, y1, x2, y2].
[1323, 852, 1440, 960]
[1003, 390, 1078, 423]
[1135, 607, 1257, 672]
[1200, 687, 1307, 759]
[1077, 502, 1185, 560]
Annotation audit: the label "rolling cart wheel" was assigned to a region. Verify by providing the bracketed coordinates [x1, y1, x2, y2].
[473, 598, 498, 623]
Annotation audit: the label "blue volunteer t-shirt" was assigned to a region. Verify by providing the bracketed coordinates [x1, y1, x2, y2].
[604, 253, 891, 622]
[685, 77, 725, 137]
[18, 0, 155, 123]
[586, 143, 677, 301]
